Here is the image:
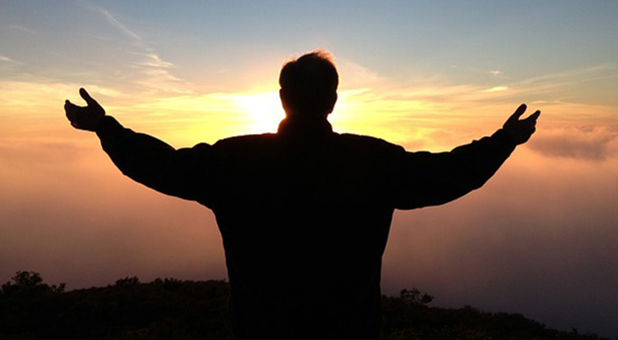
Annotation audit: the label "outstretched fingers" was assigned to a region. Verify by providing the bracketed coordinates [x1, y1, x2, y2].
[64, 100, 80, 128]
[525, 110, 541, 123]
[503, 104, 541, 145]
[79, 88, 100, 108]
[508, 104, 541, 125]
[526, 110, 541, 134]
[64, 100, 77, 119]
[508, 104, 527, 123]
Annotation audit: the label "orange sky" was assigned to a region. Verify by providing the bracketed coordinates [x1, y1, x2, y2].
[2, 1, 618, 337]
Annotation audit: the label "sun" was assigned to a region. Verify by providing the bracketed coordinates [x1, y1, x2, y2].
[234, 91, 285, 134]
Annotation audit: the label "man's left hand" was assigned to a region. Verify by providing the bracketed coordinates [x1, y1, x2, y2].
[65, 88, 106, 132]
[503, 104, 540, 145]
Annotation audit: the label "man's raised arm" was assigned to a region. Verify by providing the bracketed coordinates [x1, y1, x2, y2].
[64, 88, 214, 204]
[394, 104, 540, 210]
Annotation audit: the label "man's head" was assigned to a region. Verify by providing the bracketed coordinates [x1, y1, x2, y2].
[279, 50, 338, 118]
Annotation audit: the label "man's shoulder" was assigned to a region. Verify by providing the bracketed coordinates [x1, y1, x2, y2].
[212, 131, 404, 154]
[214, 133, 278, 147]
[337, 132, 404, 152]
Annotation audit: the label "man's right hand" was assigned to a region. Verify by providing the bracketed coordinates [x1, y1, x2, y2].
[65, 88, 106, 132]
[503, 104, 540, 145]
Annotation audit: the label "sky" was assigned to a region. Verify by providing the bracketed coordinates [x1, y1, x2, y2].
[1, 0, 618, 337]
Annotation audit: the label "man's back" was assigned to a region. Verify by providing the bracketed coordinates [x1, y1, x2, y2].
[209, 117, 403, 339]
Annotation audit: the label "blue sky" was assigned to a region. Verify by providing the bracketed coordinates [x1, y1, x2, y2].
[1, 0, 618, 337]
[3, 1, 617, 103]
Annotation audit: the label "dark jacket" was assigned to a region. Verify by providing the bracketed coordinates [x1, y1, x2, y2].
[96, 115, 516, 339]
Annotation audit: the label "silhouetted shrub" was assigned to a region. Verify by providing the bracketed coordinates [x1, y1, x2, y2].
[0, 271, 609, 340]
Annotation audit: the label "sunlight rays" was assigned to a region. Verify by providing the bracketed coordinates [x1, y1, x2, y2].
[233, 91, 285, 134]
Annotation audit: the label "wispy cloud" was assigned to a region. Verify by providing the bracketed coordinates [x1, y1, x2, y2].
[97, 8, 141, 42]
[519, 64, 616, 85]
[75, 0, 190, 95]
[76, 0, 141, 42]
[0, 77, 124, 123]
[338, 59, 386, 90]
[512, 64, 618, 97]
[135, 53, 174, 69]
[0, 55, 17, 63]
[1, 25, 36, 35]
[338, 62, 618, 115]
[482, 86, 509, 93]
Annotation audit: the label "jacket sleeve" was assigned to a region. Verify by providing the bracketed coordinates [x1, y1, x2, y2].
[394, 129, 516, 210]
[95, 116, 215, 204]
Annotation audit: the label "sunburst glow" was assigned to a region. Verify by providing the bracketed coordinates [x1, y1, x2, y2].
[234, 91, 285, 134]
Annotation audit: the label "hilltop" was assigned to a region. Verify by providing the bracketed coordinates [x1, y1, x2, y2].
[0, 271, 608, 340]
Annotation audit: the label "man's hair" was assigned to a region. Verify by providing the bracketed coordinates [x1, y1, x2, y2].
[279, 50, 339, 116]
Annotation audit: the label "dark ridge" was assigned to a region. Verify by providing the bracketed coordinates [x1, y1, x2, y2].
[0, 271, 608, 340]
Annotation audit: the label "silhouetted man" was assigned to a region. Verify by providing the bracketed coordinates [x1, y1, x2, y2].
[65, 51, 539, 340]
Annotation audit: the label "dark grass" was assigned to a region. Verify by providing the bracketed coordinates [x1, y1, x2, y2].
[0, 272, 608, 340]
